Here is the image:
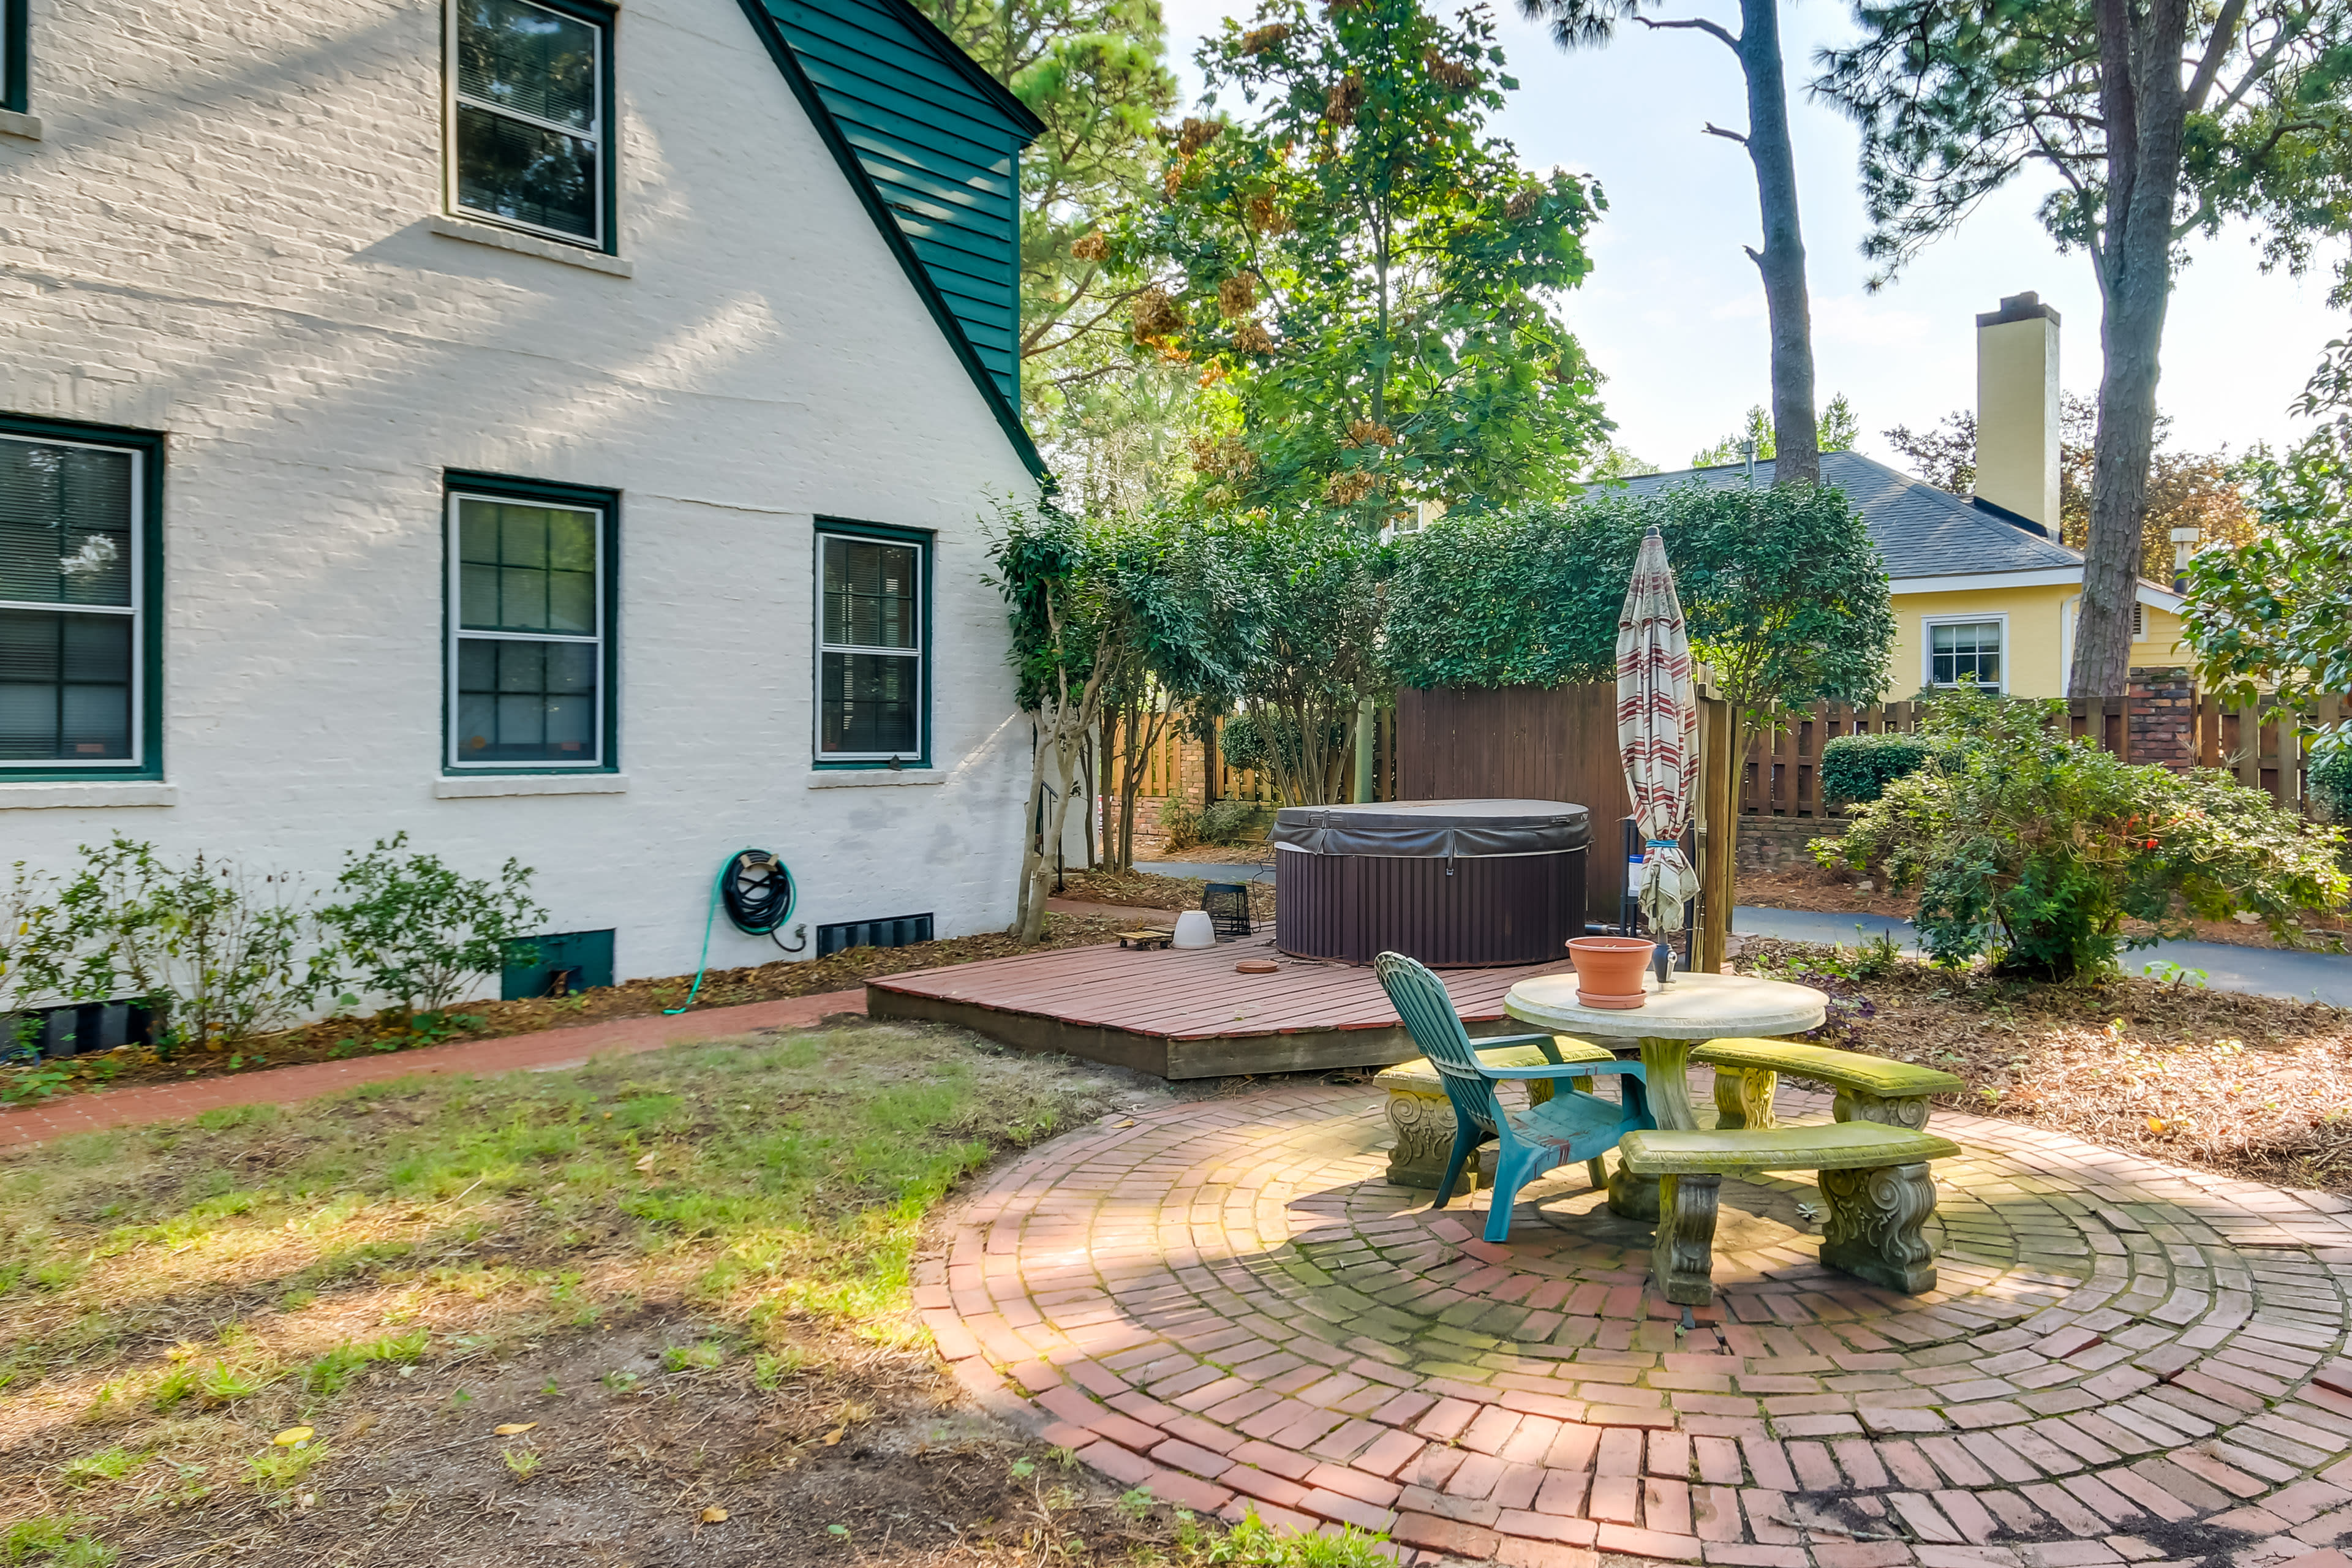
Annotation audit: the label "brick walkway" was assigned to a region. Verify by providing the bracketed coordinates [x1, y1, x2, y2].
[0, 989, 867, 1148]
[924, 1078, 2352, 1567]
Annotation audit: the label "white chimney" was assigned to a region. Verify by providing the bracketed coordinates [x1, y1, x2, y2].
[1974, 292, 2062, 531]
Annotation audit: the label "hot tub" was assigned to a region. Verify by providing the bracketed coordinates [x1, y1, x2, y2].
[1273, 799, 1590, 967]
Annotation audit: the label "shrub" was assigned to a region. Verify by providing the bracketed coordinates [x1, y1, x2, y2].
[2315, 737, 2352, 823]
[315, 833, 545, 1015]
[1819, 733, 1935, 805]
[1198, 799, 1267, 844]
[1824, 688, 2348, 979]
[1157, 799, 1204, 851]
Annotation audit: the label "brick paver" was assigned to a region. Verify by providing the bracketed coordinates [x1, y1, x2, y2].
[0, 989, 867, 1146]
[925, 1077, 2352, 1566]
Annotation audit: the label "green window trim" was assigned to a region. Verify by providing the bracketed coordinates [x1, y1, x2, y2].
[2, 0, 27, 115]
[443, 470, 620, 775]
[444, 0, 620, 255]
[0, 413, 165, 783]
[813, 517, 931, 770]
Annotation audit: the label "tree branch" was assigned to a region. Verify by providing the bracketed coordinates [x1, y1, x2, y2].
[1703, 121, 1750, 145]
[2184, 0, 2248, 113]
[1636, 14, 1740, 51]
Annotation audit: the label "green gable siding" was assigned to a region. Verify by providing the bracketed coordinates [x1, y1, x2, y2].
[758, 0, 1028, 405]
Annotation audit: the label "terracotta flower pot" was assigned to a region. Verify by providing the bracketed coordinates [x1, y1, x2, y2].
[1566, 936, 1655, 1010]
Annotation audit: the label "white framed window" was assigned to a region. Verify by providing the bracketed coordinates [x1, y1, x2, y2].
[1, 422, 159, 775]
[445, 477, 616, 771]
[447, 0, 614, 249]
[1923, 613, 2006, 692]
[815, 526, 928, 765]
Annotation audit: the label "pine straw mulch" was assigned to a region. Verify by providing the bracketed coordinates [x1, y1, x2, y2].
[1736, 861, 2352, 953]
[1, 913, 1131, 1106]
[1136, 842, 1277, 867]
[1732, 938, 2352, 1193]
[1057, 869, 1276, 922]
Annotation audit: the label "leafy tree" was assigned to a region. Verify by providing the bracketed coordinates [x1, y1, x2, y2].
[1691, 393, 1857, 467]
[1885, 399, 2258, 580]
[2182, 424, 2352, 712]
[1827, 688, 2347, 978]
[1584, 444, 1661, 481]
[1519, 0, 1826, 486]
[1218, 517, 1387, 805]
[1817, 0, 2352, 697]
[990, 503, 1248, 939]
[1111, 0, 1611, 522]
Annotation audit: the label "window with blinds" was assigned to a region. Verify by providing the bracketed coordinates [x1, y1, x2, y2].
[0, 428, 145, 769]
[816, 528, 927, 764]
[447, 0, 611, 247]
[446, 477, 616, 771]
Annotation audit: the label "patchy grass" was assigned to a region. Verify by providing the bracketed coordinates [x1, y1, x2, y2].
[1735, 938, 2352, 1191]
[0, 911, 1129, 1105]
[0, 1020, 1217, 1564]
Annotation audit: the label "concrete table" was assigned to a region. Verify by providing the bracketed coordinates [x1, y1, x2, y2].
[1502, 970, 1826, 1219]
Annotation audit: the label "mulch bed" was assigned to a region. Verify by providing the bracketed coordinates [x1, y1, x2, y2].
[1058, 868, 1276, 921]
[1, 913, 1130, 1105]
[1734, 937, 2352, 1193]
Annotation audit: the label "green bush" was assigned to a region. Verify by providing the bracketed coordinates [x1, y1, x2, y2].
[2314, 738, 2352, 823]
[1825, 688, 2349, 979]
[315, 832, 545, 1015]
[1155, 798, 1264, 850]
[1819, 733, 1936, 805]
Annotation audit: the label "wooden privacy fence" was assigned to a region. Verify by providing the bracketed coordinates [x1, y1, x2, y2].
[1109, 708, 1402, 815]
[1743, 694, 2346, 818]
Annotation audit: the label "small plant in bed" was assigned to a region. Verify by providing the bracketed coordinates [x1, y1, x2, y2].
[1823, 687, 2348, 979]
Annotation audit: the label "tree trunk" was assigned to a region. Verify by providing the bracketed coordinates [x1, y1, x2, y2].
[2071, 0, 2188, 697]
[1738, 0, 1818, 488]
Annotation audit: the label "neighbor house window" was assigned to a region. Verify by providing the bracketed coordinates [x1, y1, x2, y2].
[446, 474, 616, 771]
[0, 418, 162, 778]
[816, 524, 928, 764]
[447, 0, 613, 247]
[1926, 616, 2004, 690]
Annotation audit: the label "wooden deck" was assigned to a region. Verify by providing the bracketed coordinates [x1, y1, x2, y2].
[865, 935, 1578, 1079]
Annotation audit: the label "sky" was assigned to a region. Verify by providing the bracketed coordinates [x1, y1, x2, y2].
[1153, 0, 2348, 473]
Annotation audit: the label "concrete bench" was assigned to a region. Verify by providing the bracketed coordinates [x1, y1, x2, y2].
[1618, 1121, 1961, 1305]
[1376, 1035, 1615, 1189]
[1691, 1038, 1964, 1134]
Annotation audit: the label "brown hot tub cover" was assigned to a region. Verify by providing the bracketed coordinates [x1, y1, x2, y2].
[1272, 799, 1591, 859]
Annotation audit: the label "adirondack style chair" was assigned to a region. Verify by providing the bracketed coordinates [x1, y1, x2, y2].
[1375, 952, 1655, 1243]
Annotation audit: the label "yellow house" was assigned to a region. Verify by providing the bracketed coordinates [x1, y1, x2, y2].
[1625, 293, 2187, 700]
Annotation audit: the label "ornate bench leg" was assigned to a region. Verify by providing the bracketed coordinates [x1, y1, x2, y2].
[1384, 1080, 1552, 1190]
[1651, 1172, 1721, 1307]
[1818, 1162, 1939, 1294]
[1833, 1089, 1932, 1131]
[1607, 1163, 1659, 1221]
[1713, 1067, 1777, 1131]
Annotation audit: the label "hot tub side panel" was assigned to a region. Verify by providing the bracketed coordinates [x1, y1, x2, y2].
[1276, 848, 1586, 966]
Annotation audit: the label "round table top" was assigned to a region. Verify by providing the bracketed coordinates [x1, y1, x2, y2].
[1504, 968, 1827, 1040]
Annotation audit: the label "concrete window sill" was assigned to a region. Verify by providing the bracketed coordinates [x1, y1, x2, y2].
[428, 215, 633, 277]
[0, 782, 177, 809]
[807, 769, 946, 789]
[0, 109, 42, 141]
[435, 774, 630, 799]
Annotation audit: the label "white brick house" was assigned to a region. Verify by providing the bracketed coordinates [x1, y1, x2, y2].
[0, 0, 1048, 999]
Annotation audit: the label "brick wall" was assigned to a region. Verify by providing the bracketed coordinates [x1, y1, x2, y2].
[2128, 667, 2196, 771]
[0, 0, 1039, 991]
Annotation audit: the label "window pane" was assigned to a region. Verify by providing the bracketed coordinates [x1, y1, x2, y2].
[458, 0, 597, 131]
[456, 498, 599, 633]
[0, 436, 134, 607]
[823, 538, 918, 649]
[1929, 621, 2000, 686]
[0, 609, 132, 761]
[455, 635, 598, 762]
[455, 104, 597, 239]
[821, 650, 919, 755]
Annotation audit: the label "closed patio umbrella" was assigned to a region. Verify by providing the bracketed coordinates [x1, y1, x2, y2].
[1616, 525, 1700, 982]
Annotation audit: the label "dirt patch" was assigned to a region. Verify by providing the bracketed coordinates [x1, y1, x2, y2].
[1735, 938, 2352, 1192]
[1136, 842, 1276, 867]
[3, 913, 1131, 1104]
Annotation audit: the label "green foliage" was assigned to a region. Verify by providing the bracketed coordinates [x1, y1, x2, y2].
[1218, 516, 1385, 804]
[1826, 690, 2349, 979]
[1385, 483, 1894, 725]
[2314, 739, 2352, 824]
[0, 838, 330, 1055]
[1112, 0, 1609, 519]
[1819, 733, 1936, 806]
[1199, 1511, 1392, 1568]
[1691, 394, 1860, 469]
[2184, 423, 2352, 712]
[1161, 797, 1267, 848]
[316, 832, 545, 1014]
[1, 1518, 115, 1567]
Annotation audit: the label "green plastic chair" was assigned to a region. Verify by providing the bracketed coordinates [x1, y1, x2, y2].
[1375, 951, 1654, 1243]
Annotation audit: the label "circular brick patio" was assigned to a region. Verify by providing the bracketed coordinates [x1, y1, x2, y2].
[918, 1080, 2352, 1567]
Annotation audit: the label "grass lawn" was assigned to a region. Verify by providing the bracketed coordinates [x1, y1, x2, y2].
[0, 1020, 1381, 1567]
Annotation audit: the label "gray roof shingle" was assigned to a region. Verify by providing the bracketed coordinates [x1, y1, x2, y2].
[1604, 450, 2085, 581]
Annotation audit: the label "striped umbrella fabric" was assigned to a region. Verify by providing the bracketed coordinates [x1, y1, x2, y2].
[1616, 525, 1700, 965]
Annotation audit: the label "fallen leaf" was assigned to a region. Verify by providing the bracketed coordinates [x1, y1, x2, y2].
[701, 1507, 729, 1523]
[2147, 1117, 2167, 1133]
[273, 1426, 314, 1447]
[822, 1428, 845, 1446]
[494, 1422, 537, 1436]
[635, 1151, 657, 1171]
